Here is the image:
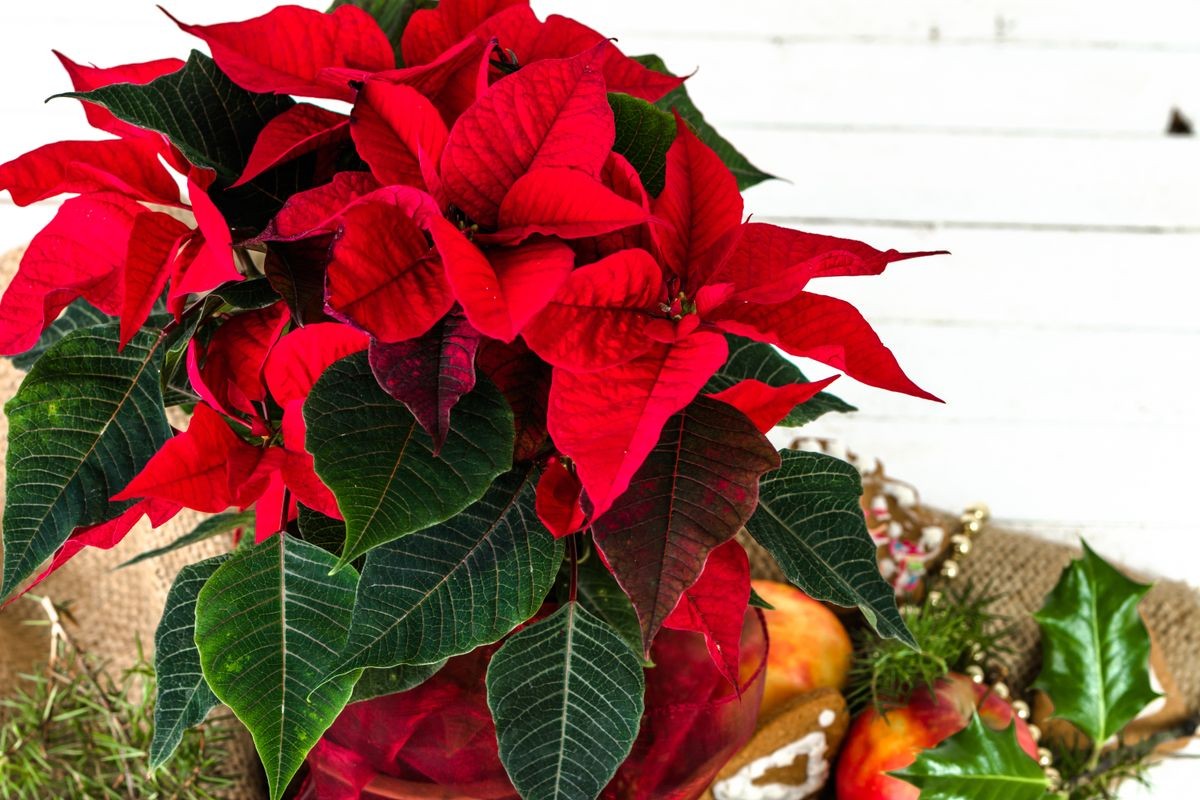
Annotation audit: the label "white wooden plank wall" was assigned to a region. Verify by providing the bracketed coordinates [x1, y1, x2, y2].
[1, 2, 1198, 583]
[1, 0, 1199, 792]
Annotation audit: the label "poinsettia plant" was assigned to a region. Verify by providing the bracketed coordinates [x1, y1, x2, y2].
[0, 1, 944, 798]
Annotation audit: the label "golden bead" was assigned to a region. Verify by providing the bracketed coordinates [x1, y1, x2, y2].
[992, 682, 1010, 700]
[1037, 747, 1053, 767]
[961, 518, 983, 534]
[965, 502, 990, 521]
[940, 559, 960, 579]
[1044, 767, 1061, 788]
[1012, 700, 1031, 720]
[951, 534, 973, 555]
[966, 665, 985, 684]
[971, 646, 987, 663]
[1027, 724, 1041, 742]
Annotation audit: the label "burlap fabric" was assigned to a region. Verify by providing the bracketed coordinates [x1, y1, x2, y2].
[744, 521, 1200, 718]
[0, 247, 266, 799]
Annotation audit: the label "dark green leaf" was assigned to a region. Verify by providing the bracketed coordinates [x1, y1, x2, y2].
[57, 51, 293, 183]
[1, 324, 171, 600]
[304, 352, 514, 567]
[210, 278, 282, 311]
[10, 299, 111, 371]
[350, 661, 446, 705]
[119, 510, 253, 569]
[634, 54, 774, 191]
[194, 535, 359, 800]
[1032, 541, 1160, 748]
[328, 0, 436, 64]
[150, 555, 228, 768]
[328, 465, 562, 676]
[891, 714, 1049, 800]
[747, 449, 915, 647]
[608, 92, 676, 196]
[295, 504, 349, 557]
[561, 551, 647, 663]
[487, 602, 644, 800]
[705, 335, 855, 427]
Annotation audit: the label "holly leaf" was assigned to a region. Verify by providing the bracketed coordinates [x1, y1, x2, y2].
[304, 352, 514, 567]
[747, 449, 915, 647]
[592, 396, 779, 653]
[1032, 541, 1160, 747]
[705, 335, 855, 427]
[350, 660, 446, 705]
[194, 535, 360, 800]
[1, 324, 171, 600]
[119, 509, 254, 569]
[487, 602, 645, 800]
[57, 51, 294, 183]
[150, 555, 228, 768]
[368, 308, 482, 453]
[891, 715, 1049, 800]
[634, 54, 774, 191]
[9, 298, 112, 371]
[608, 92, 675, 196]
[327, 465, 562, 676]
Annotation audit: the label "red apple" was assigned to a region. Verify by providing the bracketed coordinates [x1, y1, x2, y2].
[835, 673, 1039, 800]
[752, 580, 853, 717]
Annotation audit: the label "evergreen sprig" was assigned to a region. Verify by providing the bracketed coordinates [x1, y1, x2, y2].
[0, 597, 236, 799]
[847, 582, 1012, 712]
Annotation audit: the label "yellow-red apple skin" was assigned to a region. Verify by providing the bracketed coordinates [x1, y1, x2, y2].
[835, 673, 1039, 800]
[752, 580, 853, 717]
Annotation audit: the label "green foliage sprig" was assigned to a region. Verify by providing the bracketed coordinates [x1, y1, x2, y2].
[0, 596, 235, 800]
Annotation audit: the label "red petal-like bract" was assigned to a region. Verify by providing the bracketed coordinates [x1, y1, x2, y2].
[368, 308, 482, 452]
[189, 303, 290, 421]
[522, 248, 661, 371]
[434, 220, 575, 342]
[0, 193, 171, 355]
[113, 403, 264, 513]
[534, 15, 684, 102]
[575, 152, 652, 262]
[708, 222, 947, 306]
[708, 376, 839, 434]
[54, 52, 184, 141]
[652, 114, 743, 285]
[440, 46, 614, 228]
[262, 171, 381, 241]
[351, 80, 449, 190]
[235, 103, 351, 187]
[712, 291, 940, 401]
[173, 176, 240, 298]
[168, 5, 394, 100]
[591, 396, 778, 652]
[547, 331, 728, 518]
[0, 139, 180, 206]
[476, 339, 550, 462]
[264, 322, 370, 409]
[120, 212, 191, 346]
[401, 0, 526, 67]
[491, 168, 649, 243]
[663, 539, 752, 688]
[535, 456, 587, 538]
[325, 189, 453, 342]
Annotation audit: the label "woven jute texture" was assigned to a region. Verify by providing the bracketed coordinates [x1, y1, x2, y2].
[744, 521, 1200, 717]
[0, 246, 266, 799]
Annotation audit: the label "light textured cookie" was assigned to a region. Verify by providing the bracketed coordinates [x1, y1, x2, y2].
[704, 688, 849, 800]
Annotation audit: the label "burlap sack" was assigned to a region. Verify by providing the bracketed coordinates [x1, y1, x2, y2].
[0, 247, 266, 799]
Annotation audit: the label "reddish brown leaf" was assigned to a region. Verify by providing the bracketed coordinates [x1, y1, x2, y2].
[367, 309, 483, 452]
[476, 338, 551, 462]
[592, 396, 778, 653]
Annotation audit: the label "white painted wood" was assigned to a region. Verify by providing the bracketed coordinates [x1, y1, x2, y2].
[739, 130, 1200, 230]
[544, 1, 1200, 48]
